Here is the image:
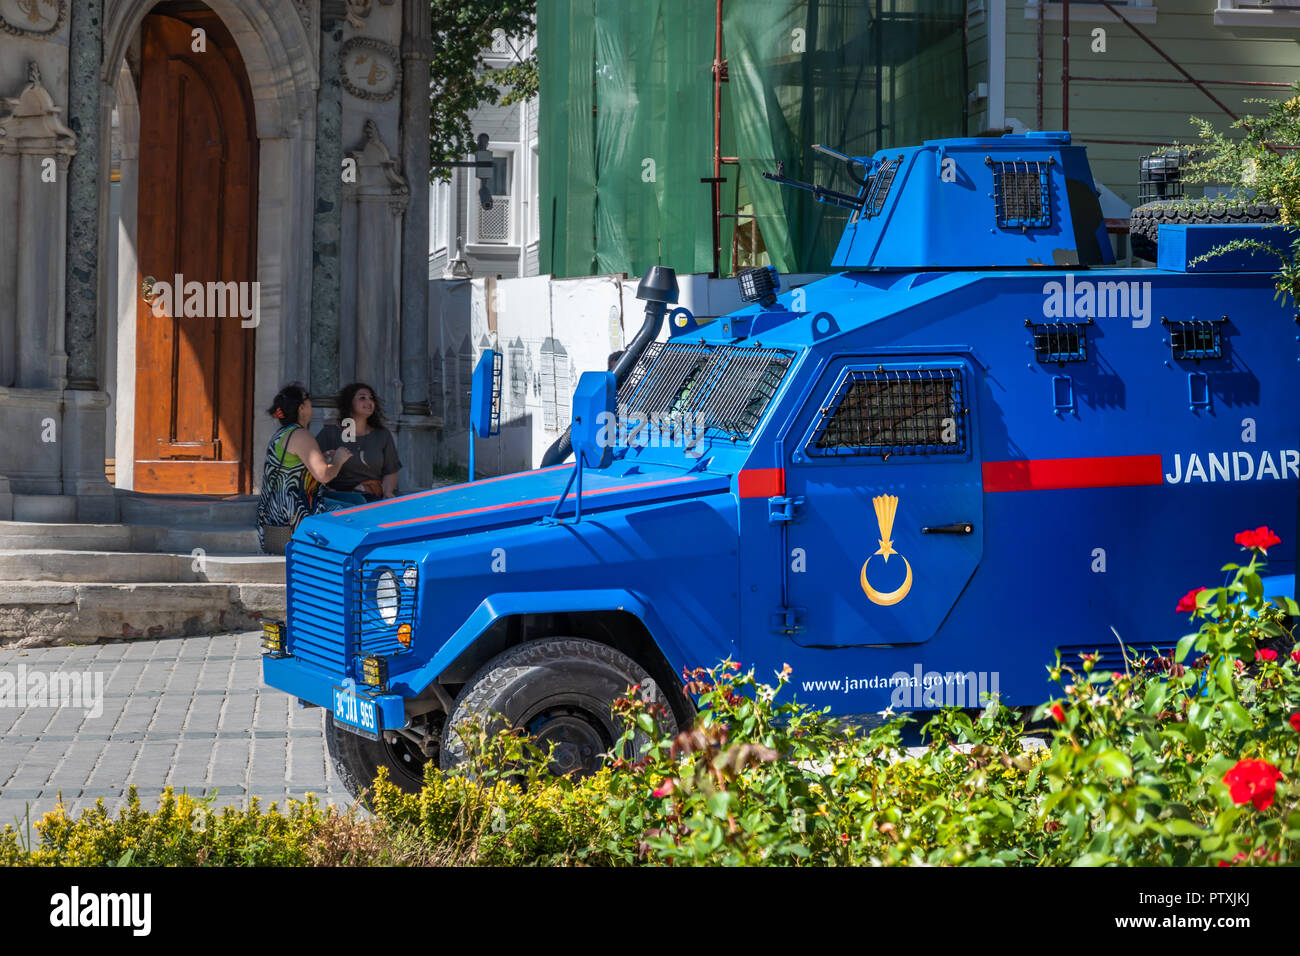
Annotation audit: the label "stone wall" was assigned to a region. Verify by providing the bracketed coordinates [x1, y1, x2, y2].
[0, 0, 437, 510]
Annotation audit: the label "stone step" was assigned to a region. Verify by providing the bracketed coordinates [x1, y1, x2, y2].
[116, 492, 260, 528]
[11, 494, 78, 523]
[10, 492, 260, 528]
[0, 550, 284, 584]
[0, 581, 285, 648]
[0, 521, 262, 554]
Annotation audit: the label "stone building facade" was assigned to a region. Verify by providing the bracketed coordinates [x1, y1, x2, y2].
[0, 0, 435, 519]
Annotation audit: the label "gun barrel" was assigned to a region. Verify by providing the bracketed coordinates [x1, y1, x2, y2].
[760, 171, 863, 212]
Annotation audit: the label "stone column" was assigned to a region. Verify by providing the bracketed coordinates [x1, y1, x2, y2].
[310, 0, 346, 403]
[342, 120, 409, 401]
[400, 0, 432, 415]
[0, 63, 77, 392]
[64, 0, 103, 391]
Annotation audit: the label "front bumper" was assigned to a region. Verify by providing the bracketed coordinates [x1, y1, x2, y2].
[262, 655, 408, 731]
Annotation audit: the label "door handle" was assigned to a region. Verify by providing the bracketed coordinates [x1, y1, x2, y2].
[922, 522, 974, 535]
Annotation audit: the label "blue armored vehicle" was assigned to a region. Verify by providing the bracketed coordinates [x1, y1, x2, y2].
[262, 132, 1299, 795]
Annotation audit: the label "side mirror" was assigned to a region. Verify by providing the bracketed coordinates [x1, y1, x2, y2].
[470, 350, 502, 439]
[571, 371, 615, 469]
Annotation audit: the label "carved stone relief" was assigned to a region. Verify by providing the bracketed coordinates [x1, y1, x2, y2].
[339, 36, 400, 102]
[0, 0, 67, 38]
[344, 118, 410, 209]
[294, 0, 315, 35]
[344, 0, 396, 31]
[0, 62, 77, 155]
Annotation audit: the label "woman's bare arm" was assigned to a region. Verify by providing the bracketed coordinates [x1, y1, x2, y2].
[287, 428, 350, 484]
[382, 472, 398, 498]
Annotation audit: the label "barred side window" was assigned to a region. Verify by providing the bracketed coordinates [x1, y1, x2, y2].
[807, 367, 966, 458]
[992, 160, 1052, 229]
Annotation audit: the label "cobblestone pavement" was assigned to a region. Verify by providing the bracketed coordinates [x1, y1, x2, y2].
[0, 631, 351, 829]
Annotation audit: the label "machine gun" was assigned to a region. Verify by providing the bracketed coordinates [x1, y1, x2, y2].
[761, 144, 872, 212]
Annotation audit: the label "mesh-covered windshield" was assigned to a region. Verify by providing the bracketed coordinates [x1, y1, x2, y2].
[618, 341, 795, 442]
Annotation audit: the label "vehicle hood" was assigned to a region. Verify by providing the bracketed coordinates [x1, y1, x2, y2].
[292, 460, 733, 553]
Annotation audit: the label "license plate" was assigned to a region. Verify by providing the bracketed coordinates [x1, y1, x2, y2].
[333, 686, 380, 740]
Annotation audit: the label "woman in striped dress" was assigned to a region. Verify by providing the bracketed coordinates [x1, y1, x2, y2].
[257, 383, 353, 554]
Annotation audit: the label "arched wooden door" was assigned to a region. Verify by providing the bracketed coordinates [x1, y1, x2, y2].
[134, 8, 258, 494]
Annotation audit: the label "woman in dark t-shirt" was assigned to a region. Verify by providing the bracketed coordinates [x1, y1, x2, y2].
[316, 382, 402, 501]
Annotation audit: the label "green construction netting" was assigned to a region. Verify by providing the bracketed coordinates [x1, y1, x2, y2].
[539, 0, 717, 278]
[540, 0, 968, 278]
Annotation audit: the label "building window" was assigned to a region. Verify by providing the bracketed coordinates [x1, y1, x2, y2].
[429, 180, 450, 256]
[1215, 0, 1300, 26]
[1024, 0, 1158, 23]
[468, 149, 516, 247]
[526, 144, 539, 245]
[483, 28, 519, 66]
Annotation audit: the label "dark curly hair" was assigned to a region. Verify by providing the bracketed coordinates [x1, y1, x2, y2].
[337, 381, 387, 431]
[268, 382, 310, 424]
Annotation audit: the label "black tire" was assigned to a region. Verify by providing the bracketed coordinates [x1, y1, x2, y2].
[1129, 198, 1280, 262]
[440, 637, 674, 778]
[325, 711, 437, 801]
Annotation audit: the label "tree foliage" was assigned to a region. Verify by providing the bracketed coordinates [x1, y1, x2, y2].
[428, 0, 537, 182]
[1182, 86, 1300, 304]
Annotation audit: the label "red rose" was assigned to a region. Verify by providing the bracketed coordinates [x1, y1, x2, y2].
[1176, 586, 1208, 613]
[1289, 714, 1300, 733]
[1235, 526, 1281, 552]
[1222, 759, 1284, 811]
[651, 778, 676, 798]
[1292, 649, 1300, 664]
[1257, 648, 1278, 662]
[1050, 702, 1065, 723]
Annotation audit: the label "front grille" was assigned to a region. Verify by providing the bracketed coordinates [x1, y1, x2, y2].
[287, 541, 350, 671]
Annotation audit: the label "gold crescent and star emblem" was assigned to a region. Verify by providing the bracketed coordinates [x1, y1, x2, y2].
[860, 494, 913, 606]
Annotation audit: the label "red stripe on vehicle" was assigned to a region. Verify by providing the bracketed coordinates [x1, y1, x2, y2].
[982, 454, 1164, 492]
[737, 468, 785, 498]
[331, 463, 572, 516]
[377, 476, 701, 528]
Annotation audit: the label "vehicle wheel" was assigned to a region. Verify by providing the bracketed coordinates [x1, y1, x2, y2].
[440, 637, 674, 778]
[1129, 198, 1280, 262]
[325, 711, 439, 801]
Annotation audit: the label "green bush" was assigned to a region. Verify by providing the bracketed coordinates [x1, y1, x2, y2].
[4, 531, 1296, 866]
[0, 789, 342, 867]
[597, 529, 1298, 866]
[1181, 86, 1300, 304]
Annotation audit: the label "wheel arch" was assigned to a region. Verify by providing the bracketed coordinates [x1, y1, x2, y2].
[403, 591, 696, 729]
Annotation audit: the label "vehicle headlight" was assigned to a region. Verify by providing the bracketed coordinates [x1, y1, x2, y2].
[375, 569, 399, 624]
